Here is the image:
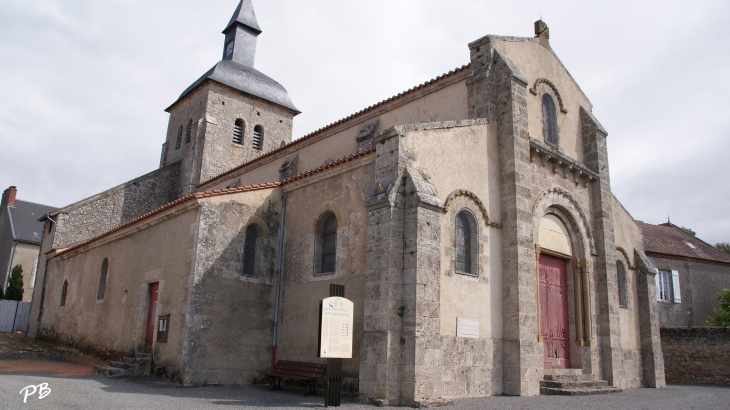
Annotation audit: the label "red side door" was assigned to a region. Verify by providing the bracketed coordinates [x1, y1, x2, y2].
[539, 254, 571, 369]
[145, 282, 159, 353]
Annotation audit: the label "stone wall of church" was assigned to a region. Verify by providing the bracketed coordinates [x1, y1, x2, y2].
[52, 162, 181, 248]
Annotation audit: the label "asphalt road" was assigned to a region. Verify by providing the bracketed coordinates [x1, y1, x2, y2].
[0, 373, 729, 410]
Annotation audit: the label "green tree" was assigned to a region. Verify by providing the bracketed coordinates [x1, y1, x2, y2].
[0, 283, 4, 299]
[4, 264, 24, 301]
[706, 288, 730, 326]
[680, 226, 696, 237]
[715, 242, 730, 255]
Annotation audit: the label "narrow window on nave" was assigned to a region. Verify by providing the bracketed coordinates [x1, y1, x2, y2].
[242, 224, 260, 277]
[456, 211, 472, 274]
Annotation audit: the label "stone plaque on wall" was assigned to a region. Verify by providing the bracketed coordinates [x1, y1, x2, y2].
[318, 297, 354, 359]
[457, 317, 479, 339]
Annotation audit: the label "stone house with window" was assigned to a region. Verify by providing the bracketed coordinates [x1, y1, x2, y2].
[0, 186, 57, 301]
[27, 0, 666, 404]
[636, 221, 730, 327]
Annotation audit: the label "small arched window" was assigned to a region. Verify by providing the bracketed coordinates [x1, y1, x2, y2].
[61, 280, 68, 307]
[617, 260, 628, 308]
[455, 211, 472, 274]
[185, 119, 193, 143]
[175, 125, 183, 150]
[242, 224, 260, 277]
[253, 125, 264, 150]
[542, 94, 558, 146]
[233, 119, 244, 144]
[316, 213, 337, 275]
[97, 258, 109, 300]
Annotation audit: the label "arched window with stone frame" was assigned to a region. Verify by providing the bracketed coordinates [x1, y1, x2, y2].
[542, 93, 559, 146]
[242, 224, 261, 277]
[314, 212, 337, 275]
[617, 259, 628, 308]
[455, 209, 479, 276]
[61, 280, 68, 307]
[233, 119, 245, 144]
[96, 258, 109, 300]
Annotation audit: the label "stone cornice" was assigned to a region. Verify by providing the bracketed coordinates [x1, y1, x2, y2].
[528, 137, 599, 186]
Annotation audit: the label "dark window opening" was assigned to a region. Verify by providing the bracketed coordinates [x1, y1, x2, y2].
[157, 314, 170, 342]
[185, 119, 193, 143]
[233, 119, 244, 144]
[242, 224, 260, 277]
[61, 280, 68, 306]
[97, 258, 108, 300]
[175, 125, 183, 150]
[542, 94, 558, 146]
[617, 260, 628, 308]
[456, 212, 472, 273]
[320, 213, 337, 274]
[253, 125, 264, 150]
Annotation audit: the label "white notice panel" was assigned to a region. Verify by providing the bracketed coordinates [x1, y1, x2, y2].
[318, 297, 355, 359]
[457, 317, 479, 339]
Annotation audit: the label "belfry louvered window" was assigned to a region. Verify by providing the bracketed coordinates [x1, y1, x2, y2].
[185, 119, 193, 143]
[242, 224, 259, 277]
[456, 212, 472, 273]
[542, 94, 558, 146]
[233, 119, 244, 144]
[320, 213, 337, 274]
[175, 125, 183, 149]
[97, 258, 109, 300]
[253, 125, 264, 150]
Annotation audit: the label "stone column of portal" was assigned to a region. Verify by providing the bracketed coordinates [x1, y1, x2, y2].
[634, 250, 666, 388]
[580, 107, 623, 387]
[467, 36, 541, 396]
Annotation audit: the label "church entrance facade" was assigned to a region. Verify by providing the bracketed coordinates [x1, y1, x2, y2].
[539, 253, 571, 369]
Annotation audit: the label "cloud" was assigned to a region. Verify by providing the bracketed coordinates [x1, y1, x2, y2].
[0, 0, 728, 243]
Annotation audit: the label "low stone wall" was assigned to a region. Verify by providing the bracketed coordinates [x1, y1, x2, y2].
[661, 326, 730, 385]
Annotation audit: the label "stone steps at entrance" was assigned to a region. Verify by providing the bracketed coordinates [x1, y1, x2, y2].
[93, 353, 151, 378]
[541, 368, 622, 396]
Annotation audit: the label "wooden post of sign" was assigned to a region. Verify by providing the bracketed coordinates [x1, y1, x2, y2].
[325, 284, 344, 407]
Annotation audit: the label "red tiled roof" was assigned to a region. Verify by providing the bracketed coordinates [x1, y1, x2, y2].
[637, 221, 730, 265]
[199, 64, 470, 187]
[48, 149, 376, 257]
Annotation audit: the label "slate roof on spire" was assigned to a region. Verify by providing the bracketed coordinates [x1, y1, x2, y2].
[224, 0, 262, 34]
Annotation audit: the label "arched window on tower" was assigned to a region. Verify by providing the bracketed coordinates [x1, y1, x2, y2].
[97, 258, 109, 300]
[175, 125, 183, 150]
[617, 260, 628, 308]
[542, 94, 558, 146]
[456, 211, 472, 274]
[233, 119, 244, 144]
[253, 125, 264, 150]
[185, 119, 193, 144]
[61, 280, 68, 307]
[242, 224, 260, 277]
[315, 212, 337, 275]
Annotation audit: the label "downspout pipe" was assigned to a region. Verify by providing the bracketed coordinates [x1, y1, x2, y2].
[271, 195, 286, 372]
[36, 214, 57, 324]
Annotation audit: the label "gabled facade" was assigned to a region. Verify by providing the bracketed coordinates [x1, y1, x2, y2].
[28, 1, 665, 404]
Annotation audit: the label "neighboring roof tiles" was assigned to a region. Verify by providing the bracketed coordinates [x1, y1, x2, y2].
[7, 200, 57, 244]
[637, 221, 730, 265]
[168, 60, 299, 113]
[199, 64, 470, 187]
[281, 148, 375, 184]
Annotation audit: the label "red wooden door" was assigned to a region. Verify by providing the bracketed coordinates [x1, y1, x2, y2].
[145, 282, 159, 353]
[539, 254, 570, 368]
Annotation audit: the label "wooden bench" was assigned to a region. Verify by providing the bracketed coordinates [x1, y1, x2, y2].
[261, 360, 327, 395]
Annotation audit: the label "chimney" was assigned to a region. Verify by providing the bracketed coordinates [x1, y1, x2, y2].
[2, 186, 17, 207]
[534, 20, 550, 48]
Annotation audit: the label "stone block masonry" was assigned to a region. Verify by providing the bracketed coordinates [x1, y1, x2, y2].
[661, 327, 730, 385]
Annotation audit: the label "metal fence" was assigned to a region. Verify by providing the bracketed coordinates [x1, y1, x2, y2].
[0, 300, 31, 333]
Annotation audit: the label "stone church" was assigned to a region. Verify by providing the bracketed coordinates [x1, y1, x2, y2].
[27, 0, 666, 404]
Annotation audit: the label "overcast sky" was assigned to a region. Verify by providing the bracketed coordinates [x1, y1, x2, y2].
[0, 0, 728, 244]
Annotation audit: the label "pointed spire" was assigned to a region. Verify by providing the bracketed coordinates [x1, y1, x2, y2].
[224, 0, 261, 34]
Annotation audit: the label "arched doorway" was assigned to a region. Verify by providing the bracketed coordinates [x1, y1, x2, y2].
[538, 214, 572, 369]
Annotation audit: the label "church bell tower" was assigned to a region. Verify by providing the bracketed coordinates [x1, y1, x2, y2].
[222, 0, 262, 67]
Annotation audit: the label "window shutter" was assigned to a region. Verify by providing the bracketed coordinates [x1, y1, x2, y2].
[655, 272, 661, 300]
[671, 270, 681, 303]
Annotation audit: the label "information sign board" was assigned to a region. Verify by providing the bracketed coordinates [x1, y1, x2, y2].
[317, 296, 354, 359]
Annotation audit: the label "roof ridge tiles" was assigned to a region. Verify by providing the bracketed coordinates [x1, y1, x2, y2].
[198, 64, 470, 187]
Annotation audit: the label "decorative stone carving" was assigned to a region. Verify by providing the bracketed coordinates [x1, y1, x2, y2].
[355, 119, 379, 153]
[278, 154, 298, 181]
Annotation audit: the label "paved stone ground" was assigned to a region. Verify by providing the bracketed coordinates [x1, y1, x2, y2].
[1, 334, 729, 409]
